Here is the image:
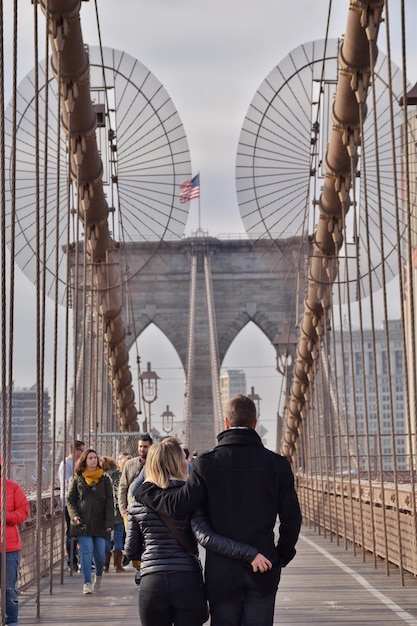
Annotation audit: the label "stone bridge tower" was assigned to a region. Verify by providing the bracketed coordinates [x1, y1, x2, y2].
[71, 235, 306, 452]
[125, 235, 305, 452]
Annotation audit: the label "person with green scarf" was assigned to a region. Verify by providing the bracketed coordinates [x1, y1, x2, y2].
[67, 448, 114, 595]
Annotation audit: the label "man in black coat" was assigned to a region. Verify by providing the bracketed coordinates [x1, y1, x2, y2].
[138, 394, 302, 626]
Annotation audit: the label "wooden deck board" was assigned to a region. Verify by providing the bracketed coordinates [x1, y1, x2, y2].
[18, 527, 417, 625]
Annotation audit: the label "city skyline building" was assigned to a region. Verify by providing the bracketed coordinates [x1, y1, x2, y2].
[333, 320, 407, 472]
[220, 369, 247, 412]
[0, 384, 51, 487]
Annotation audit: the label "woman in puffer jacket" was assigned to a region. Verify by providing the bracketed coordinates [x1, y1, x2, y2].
[125, 437, 271, 626]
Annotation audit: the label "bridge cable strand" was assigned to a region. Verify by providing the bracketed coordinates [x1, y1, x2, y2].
[368, 37, 392, 575]
[368, 13, 405, 582]
[91, 0, 141, 388]
[296, 0, 417, 582]
[40, 0, 60, 594]
[34, 0, 45, 614]
[53, 36, 72, 587]
[92, 0, 161, 427]
[281, 0, 384, 460]
[184, 250, 198, 446]
[203, 249, 223, 435]
[1, 0, 17, 619]
[39, 0, 139, 432]
[391, 0, 417, 576]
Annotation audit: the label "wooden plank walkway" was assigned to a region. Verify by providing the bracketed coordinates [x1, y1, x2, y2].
[17, 526, 417, 625]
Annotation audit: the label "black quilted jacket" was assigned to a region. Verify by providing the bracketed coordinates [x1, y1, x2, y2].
[124, 479, 201, 576]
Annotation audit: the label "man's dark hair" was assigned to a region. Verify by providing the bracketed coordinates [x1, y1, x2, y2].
[69, 440, 85, 454]
[225, 395, 257, 428]
[139, 433, 153, 444]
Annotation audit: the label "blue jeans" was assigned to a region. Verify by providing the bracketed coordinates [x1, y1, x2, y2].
[139, 571, 207, 626]
[209, 569, 278, 626]
[113, 522, 125, 551]
[0, 550, 19, 625]
[105, 522, 125, 552]
[77, 536, 105, 583]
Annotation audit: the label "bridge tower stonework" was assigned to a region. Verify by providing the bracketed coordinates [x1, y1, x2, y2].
[124, 236, 305, 452]
[72, 236, 306, 452]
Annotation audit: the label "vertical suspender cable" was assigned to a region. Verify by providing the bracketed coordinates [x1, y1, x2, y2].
[1, 0, 16, 620]
[40, 0, 52, 592]
[184, 249, 197, 446]
[282, 2, 384, 459]
[203, 249, 223, 434]
[329, 300, 348, 548]
[392, 0, 417, 578]
[32, 0, 43, 616]
[52, 24, 67, 588]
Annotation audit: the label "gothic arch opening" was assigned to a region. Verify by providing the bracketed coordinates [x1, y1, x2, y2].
[130, 323, 185, 440]
[221, 321, 282, 451]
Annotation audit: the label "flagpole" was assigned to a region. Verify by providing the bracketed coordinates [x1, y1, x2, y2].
[198, 172, 201, 232]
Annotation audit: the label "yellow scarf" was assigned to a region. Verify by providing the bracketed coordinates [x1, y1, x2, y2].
[83, 467, 103, 487]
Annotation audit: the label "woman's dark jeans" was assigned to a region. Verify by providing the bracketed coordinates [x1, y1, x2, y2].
[139, 570, 207, 626]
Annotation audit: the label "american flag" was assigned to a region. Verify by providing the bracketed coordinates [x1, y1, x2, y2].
[179, 174, 200, 203]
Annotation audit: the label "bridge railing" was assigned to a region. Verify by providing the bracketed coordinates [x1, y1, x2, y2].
[19, 481, 417, 592]
[297, 473, 417, 580]
[19, 492, 63, 591]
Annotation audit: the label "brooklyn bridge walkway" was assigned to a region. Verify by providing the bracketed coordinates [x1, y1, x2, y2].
[17, 526, 417, 626]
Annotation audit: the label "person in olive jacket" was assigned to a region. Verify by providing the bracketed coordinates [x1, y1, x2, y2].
[67, 448, 113, 595]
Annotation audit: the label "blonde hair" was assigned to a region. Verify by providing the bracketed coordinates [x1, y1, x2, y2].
[146, 437, 187, 489]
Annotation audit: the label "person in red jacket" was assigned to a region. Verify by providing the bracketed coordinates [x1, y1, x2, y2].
[0, 456, 29, 626]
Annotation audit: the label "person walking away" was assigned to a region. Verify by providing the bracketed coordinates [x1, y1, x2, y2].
[67, 449, 114, 595]
[118, 434, 152, 571]
[138, 394, 302, 626]
[58, 439, 85, 572]
[125, 437, 272, 626]
[118, 433, 153, 525]
[0, 455, 29, 626]
[101, 455, 125, 573]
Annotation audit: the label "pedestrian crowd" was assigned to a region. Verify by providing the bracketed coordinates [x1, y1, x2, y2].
[4, 393, 302, 626]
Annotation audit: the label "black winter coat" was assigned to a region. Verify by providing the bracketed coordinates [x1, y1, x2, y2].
[138, 427, 302, 602]
[67, 472, 114, 539]
[125, 480, 261, 579]
[124, 479, 201, 576]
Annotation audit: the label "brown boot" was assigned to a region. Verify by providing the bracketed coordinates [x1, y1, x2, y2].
[113, 550, 126, 573]
[103, 551, 112, 573]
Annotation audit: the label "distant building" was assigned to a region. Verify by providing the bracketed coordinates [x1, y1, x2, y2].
[8, 385, 51, 460]
[220, 369, 246, 411]
[333, 320, 407, 472]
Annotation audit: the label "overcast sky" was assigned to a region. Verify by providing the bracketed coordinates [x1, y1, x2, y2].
[4, 1, 417, 449]
[82, 0, 417, 236]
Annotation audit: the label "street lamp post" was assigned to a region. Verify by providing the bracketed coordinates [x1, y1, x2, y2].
[161, 405, 175, 435]
[140, 361, 160, 433]
[247, 386, 261, 417]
